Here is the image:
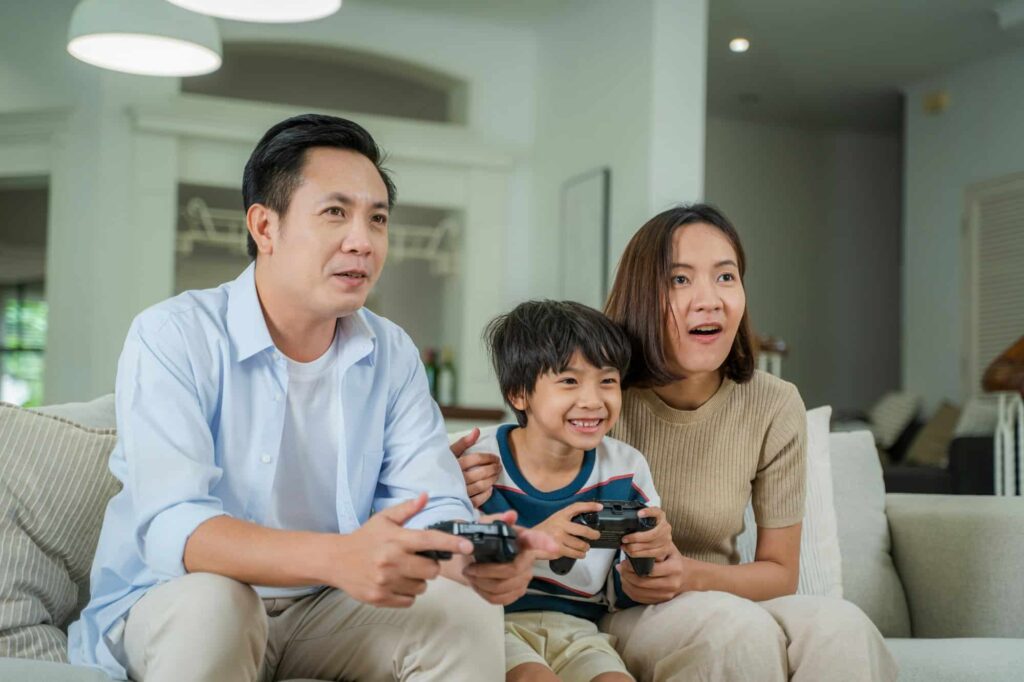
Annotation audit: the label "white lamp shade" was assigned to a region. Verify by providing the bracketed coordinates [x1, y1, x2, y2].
[67, 0, 222, 77]
[166, 0, 342, 23]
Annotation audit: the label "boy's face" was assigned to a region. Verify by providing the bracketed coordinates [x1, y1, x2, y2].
[511, 351, 623, 452]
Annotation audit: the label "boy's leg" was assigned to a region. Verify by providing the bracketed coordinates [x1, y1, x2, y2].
[122, 572, 268, 682]
[268, 576, 503, 682]
[508, 663, 559, 682]
[540, 611, 633, 682]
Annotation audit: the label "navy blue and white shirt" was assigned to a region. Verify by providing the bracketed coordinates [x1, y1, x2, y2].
[475, 424, 661, 622]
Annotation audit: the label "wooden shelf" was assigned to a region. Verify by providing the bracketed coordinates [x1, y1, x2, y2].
[440, 405, 506, 421]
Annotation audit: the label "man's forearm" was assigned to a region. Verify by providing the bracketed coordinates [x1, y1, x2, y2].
[183, 515, 339, 587]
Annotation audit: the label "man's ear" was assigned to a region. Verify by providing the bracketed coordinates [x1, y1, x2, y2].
[247, 204, 278, 256]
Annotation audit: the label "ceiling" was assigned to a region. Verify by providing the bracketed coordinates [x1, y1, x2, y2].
[371, 0, 1024, 131]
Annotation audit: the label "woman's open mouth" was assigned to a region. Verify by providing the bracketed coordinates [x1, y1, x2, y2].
[688, 323, 723, 344]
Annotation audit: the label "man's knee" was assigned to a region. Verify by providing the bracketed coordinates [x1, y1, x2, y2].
[170, 573, 265, 629]
[411, 578, 503, 647]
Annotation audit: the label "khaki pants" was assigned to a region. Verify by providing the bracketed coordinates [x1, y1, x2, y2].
[600, 591, 898, 682]
[121, 572, 504, 682]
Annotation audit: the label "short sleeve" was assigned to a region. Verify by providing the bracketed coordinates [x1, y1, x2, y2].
[751, 383, 806, 528]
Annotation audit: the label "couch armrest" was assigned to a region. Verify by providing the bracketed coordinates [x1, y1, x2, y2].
[886, 494, 1024, 638]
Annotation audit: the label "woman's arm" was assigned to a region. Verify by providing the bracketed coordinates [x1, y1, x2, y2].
[619, 522, 801, 603]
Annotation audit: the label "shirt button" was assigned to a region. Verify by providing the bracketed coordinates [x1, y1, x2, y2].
[273, 393, 281, 402]
[260, 453, 272, 464]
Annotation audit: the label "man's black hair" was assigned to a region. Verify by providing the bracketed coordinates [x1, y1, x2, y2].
[241, 113, 397, 259]
[484, 300, 632, 427]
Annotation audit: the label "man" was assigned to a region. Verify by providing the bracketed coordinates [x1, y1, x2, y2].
[69, 114, 554, 681]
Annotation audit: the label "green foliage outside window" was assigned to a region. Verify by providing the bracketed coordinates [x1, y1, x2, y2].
[1, 293, 47, 407]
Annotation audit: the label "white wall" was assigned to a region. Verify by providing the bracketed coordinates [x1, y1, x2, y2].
[902, 45, 1024, 408]
[531, 0, 708, 298]
[705, 117, 902, 411]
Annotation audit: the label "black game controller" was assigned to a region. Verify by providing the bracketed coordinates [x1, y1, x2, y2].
[549, 500, 656, 577]
[417, 520, 518, 563]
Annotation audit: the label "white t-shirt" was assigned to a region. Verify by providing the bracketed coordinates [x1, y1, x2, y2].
[258, 326, 341, 597]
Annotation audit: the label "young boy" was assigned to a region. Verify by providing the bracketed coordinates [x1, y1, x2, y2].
[468, 300, 674, 682]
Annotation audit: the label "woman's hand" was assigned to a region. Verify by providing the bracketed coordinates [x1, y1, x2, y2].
[618, 543, 693, 604]
[450, 428, 501, 508]
[621, 506, 674, 562]
[532, 502, 604, 560]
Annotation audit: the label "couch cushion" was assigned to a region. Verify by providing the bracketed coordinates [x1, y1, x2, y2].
[868, 391, 921, 450]
[33, 395, 116, 432]
[829, 430, 911, 637]
[0, 403, 120, 662]
[885, 638, 1024, 682]
[0, 657, 113, 681]
[886, 494, 1024, 638]
[738, 406, 842, 598]
[904, 401, 960, 468]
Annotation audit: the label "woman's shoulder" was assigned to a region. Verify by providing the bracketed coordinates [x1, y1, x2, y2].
[732, 370, 803, 411]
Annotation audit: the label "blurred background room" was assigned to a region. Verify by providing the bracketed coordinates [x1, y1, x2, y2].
[1, 0, 1022, 495]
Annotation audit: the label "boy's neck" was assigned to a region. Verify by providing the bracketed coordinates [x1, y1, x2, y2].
[508, 426, 586, 493]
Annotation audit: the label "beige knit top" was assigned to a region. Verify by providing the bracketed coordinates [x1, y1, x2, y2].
[609, 370, 806, 566]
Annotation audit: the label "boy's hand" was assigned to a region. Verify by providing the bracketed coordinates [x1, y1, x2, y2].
[621, 506, 674, 562]
[325, 493, 473, 608]
[461, 510, 559, 605]
[450, 428, 501, 508]
[532, 502, 604, 560]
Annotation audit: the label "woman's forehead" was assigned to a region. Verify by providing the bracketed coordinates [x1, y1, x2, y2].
[671, 223, 738, 260]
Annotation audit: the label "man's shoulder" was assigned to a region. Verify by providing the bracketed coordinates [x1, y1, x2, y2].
[132, 281, 231, 340]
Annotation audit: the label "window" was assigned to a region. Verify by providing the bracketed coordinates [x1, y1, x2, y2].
[0, 284, 47, 407]
[964, 171, 1024, 396]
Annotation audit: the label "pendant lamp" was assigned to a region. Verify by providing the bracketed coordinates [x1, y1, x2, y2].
[165, 0, 342, 23]
[67, 0, 222, 77]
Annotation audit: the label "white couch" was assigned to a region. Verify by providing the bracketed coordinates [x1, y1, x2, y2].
[1, 396, 1022, 681]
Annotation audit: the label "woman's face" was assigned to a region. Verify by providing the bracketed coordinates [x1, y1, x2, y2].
[663, 222, 746, 377]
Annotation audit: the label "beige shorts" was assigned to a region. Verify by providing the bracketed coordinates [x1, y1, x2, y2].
[504, 610, 633, 681]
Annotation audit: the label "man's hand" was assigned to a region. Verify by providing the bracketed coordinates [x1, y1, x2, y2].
[531, 502, 604, 561]
[325, 493, 473, 608]
[450, 428, 501, 508]
[621, 507, 674, 562]
[617, 542, 690, 604]
[461, 510, 559, 605]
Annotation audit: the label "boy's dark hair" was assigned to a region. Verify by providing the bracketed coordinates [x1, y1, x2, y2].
[484, 300, 632, 427]
[241, 113, 397, 259]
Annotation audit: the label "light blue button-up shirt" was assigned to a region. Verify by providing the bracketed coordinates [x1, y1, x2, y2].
[68, 264, 472, 679]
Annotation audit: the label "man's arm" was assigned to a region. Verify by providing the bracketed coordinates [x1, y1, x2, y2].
[374, 332, 475, 526]
[122, 314, 471, 606]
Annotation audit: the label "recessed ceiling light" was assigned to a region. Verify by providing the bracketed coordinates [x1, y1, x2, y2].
[166, 0, 343, 23]
[729, 38, 750, 53]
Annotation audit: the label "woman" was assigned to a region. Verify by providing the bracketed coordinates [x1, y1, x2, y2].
[454, 204, 897, 681]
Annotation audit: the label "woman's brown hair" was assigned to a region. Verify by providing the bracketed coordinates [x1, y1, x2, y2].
[604, 203, 756, 387]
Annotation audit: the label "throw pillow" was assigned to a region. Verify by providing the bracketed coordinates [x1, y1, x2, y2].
[0, 403, 120, 662]
[737, 405, 843, 598]
[905, 401, 961, 468]
[829, 430, 911, 637]
[868, 391, 922, 450]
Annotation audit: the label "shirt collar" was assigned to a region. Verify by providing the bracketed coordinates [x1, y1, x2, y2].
[227, 262, 377, 366]
[227, 263, 274, 362]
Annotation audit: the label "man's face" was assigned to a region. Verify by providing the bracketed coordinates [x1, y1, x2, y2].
[260, 147, 390, 319]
